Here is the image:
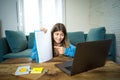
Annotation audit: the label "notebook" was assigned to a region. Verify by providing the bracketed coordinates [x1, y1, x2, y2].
[35, 30, 53, 63]
[55, 39, 112, 76]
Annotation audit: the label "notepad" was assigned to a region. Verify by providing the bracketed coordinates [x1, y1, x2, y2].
[30, 67, 44, 74]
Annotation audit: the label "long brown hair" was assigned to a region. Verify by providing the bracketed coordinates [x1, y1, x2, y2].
[51, 23, 70, 57]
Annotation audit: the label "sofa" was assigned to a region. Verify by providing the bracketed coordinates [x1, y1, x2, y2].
[68, 27, 116, 62]
[0, 27, 116, 63]
[0, 31, 35, 62]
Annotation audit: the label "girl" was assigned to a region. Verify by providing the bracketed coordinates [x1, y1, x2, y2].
[31, 23, 76, 62]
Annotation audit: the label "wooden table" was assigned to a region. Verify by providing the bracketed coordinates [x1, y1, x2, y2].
[0, 56, 120, 80]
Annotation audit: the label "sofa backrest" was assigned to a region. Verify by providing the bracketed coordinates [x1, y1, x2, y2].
[68, 31, 85, 46]
[28, 32, 35, 49]
[68, 31, 116, 62]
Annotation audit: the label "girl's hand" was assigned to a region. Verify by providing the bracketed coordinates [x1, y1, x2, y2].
[40, 27, 48, 33]
[54, 46, 65, 55]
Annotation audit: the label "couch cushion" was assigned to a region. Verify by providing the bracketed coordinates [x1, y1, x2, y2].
[86, 27, 106, 41]
[3, 49, 32, 59]
[28, 32, 34, 49]
[68, 31, 85, 46]
[5, 30, 28, 53]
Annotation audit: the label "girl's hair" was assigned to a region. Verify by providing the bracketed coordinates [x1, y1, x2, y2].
[51, 23, 70, 48]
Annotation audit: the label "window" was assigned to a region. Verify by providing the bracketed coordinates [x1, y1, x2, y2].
[40, 0, 63, 30]
[19, 0, 63, 35]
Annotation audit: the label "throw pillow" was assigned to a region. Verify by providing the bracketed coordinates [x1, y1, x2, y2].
[86, 27, 106, 41]
[68, 31, 85, 46]
[5, 30, 28, 53]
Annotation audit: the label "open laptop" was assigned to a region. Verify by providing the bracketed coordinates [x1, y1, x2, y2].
[55, 39, 112, 76]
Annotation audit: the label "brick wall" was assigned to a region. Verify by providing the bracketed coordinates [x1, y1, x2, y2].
[89, 0, 120, 63]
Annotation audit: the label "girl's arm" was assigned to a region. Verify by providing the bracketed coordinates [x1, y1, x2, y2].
[64, 44, 76, 57]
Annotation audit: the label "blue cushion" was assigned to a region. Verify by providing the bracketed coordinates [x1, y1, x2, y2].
[68, 31, 85, 45]
[3, 49, 32, 58]
[86, 27, 106, 41]
[28, 32, 34, 49]
[5, 30, 28, 53]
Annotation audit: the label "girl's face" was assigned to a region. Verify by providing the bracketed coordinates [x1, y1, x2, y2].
[53, 31, 65, 44]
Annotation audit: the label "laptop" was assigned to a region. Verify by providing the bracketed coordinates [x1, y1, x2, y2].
[55, 39, 112, 76]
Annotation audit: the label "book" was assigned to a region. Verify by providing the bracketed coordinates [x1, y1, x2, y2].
[30, 67, 44, 74]
[15, 66, 31, 75]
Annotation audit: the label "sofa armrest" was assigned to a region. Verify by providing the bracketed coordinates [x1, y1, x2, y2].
[105, 34, 116, 62]
[0, 38, 11, 62]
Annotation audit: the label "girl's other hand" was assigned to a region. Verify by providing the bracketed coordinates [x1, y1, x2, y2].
[54, 46, 65, 55]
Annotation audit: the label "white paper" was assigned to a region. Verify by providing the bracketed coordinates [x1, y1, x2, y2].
[15, 66, 31, 75]
[35, 30, 53, 63]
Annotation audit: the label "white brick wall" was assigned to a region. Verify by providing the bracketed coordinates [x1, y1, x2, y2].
[89, 0, 120, 63]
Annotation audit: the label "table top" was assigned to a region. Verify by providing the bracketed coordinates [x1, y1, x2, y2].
[0, 56, 120, 80]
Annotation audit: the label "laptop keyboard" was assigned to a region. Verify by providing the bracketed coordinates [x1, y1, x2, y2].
[65, 66, 72, 71]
